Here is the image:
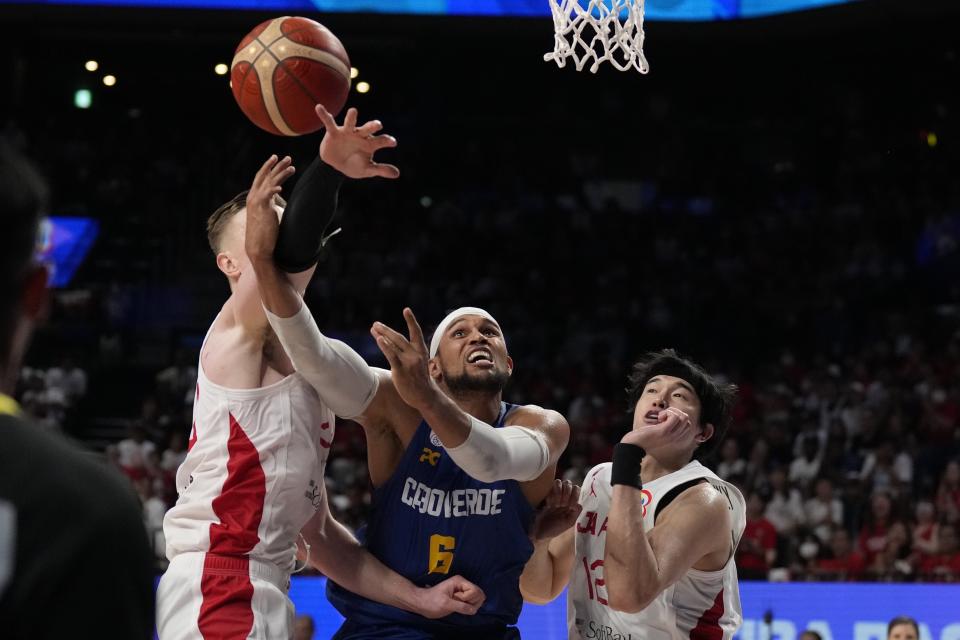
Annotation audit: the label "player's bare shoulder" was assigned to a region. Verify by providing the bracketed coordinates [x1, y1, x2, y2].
[505, 404, 569, 433]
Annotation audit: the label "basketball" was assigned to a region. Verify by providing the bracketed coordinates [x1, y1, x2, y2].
[231, 16, 351, 136]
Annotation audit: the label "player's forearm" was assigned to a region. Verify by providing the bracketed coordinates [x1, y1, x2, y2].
[421, 396, 550, 482]
[520, 537, 571, 604]
[311, 513, 431, 616]
[519, 540, 557, 603]
[274, 158, 344, 273]
[249, 255, 303, 319]
[264, 302, 377, 418]
[418, 390, 473, 447]
[604, 486, 661, 612]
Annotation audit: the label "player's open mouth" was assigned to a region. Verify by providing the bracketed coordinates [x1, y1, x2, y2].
[466, 349, 494, 367]
[644, 410, 660, 424]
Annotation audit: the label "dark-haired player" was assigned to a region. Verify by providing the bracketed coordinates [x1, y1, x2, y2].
[520, 349, 746, 639]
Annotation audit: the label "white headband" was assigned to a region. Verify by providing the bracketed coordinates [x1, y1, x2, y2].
[429, 307, 503, 357]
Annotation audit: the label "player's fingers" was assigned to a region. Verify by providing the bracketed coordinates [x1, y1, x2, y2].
[369, 162, 401, 179]
[373, 335, 402, 368]
[344, 107, 359, 130]
[403, 308, 427, 353]
[560, 479, 573, 504]
[570, 483, 581, 505]
[365, 135, 398, 152]
[449, 599, 480, 616]
[253, 154, 278, 187]
[372, 321, 410, 351]
[268, 155, 293, 178]
[315, 104, 337, 130]
[455, 581, 486, 605]
[356, 119, 383, 136]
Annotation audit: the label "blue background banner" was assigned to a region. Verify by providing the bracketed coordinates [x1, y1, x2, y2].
[1, 0, 854, 19]
[285, 579, 960, 639]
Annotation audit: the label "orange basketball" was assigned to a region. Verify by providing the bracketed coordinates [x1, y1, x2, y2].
[231, 17, 351, 136]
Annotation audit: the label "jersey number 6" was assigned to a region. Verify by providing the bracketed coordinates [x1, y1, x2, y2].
[428, 534, 456, 574]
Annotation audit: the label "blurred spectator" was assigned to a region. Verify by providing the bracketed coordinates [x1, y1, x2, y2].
[736, 492, 777, 580]
[789, 435, 822, 492]
[858, 492, 902, 568]
[887, 616, 920, 640]
[716, 439, 746, 481]
[936, 460, 960, 525]
[918, 523, 960, 581]
[815, 527, 865, 581]
[117, 423, 157, 481]
[910, 501, 939, 572]
[805, 477, 843, 544]
[765, 467, 806, 541]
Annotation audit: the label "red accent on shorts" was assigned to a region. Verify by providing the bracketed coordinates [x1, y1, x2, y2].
[689, 589, 725, 640]
[198, 413, 266, 638]
[198, 554, 255, 639]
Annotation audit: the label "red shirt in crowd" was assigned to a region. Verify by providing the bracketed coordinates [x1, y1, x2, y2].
[737, 517, 777, 572]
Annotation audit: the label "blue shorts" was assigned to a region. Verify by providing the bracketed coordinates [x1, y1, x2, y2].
[331, 620, 522, 640]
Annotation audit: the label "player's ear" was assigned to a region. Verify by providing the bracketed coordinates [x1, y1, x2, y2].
[428, 357, 442, 381]
[216, 251, 240, 279]
[506, 355, 514, 376]
[698, 423, 715, 444]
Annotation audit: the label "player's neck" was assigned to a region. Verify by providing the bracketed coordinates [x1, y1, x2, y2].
[641, 451, 692, 484]
[450, 391, 502, 425]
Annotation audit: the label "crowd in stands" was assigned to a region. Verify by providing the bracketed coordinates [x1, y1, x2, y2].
[7, 8, 960, 582]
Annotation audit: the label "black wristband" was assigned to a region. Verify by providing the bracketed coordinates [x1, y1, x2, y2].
[610, 443, 645, 490]
[274, 158, 345, 273]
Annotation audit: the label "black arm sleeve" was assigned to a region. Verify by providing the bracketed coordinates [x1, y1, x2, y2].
[274, 157, 345, 273]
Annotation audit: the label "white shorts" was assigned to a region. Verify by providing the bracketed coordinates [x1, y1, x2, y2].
[157, 552, 293, 640]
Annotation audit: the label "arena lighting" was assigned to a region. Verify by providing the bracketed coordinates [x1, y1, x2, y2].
[73, 89, 92, 109]
[103, 75, 117, 87]
[356, 81, 370, 94]
[350, 67, 359, 79]
[84, 60, 98, 72]
[214, 63, 229, 75]
[927, 132, 938, 147]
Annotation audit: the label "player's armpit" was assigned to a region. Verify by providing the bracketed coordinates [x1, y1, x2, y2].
[604, 483, 730, 613]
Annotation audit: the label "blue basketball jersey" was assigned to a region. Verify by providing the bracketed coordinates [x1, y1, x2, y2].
[328, 402, 535, 636]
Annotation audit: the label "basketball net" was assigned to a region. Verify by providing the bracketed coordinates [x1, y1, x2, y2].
[544, 0, 649, 74]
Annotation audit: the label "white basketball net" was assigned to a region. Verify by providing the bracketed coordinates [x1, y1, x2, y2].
[544, 0, 649, 74]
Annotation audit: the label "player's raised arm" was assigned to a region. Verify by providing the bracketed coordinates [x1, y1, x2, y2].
[298, 485, 486, 618]
[246, 106, 406, 420]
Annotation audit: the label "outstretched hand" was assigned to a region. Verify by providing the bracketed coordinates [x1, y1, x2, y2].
[416, 575, 486, 618]
[245, 154, 296, 262]
[371, 307, 439, 411]
[529, 479, 582, 542]
[316, 104, 399, 179]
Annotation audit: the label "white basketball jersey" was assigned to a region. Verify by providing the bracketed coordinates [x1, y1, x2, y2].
[162, 326, 335, 573]
[568, 460, 746, 640]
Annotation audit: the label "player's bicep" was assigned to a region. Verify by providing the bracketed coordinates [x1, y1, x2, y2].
[647, 488, 730, 589]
